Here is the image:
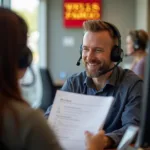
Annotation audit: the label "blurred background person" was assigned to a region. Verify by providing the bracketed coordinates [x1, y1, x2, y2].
[126, 29, 149, 79]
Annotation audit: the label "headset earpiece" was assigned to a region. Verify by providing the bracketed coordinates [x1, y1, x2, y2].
[104, 22, 123, 63]
[18, 47, 33, 69]
[111, 45, 123, 62]
[134, 31, 140, 50]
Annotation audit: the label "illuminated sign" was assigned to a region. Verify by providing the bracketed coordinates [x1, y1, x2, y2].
[63, 0, 101, 28]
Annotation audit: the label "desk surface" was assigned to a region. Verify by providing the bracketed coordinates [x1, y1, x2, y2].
[54, 80, 64, 88]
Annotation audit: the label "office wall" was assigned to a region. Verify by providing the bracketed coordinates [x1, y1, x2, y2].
[135, 0, 148, 31]
[47, 0, 136, 83]
[149, 0, 150, 33]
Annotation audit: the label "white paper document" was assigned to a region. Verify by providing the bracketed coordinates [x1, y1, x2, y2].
[48, 90, 114, 150]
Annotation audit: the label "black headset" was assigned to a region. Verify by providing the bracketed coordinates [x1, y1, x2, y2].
[18, 46, 33, 69]
[76, 21, 123, 66]
[16, 14, 33, 69]
[16, 13, 36, 87]
[133, 30, 141, 50]
[0, 7, 33, 69]
[0, 7, 35, 87]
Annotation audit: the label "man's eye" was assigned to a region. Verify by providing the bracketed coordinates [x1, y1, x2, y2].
[83, 48, 89, 51]
[95, 49, 103, 52]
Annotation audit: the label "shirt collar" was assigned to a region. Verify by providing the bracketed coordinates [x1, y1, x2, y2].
[106, 67, 118, 86]
[83, 67, 118, 88]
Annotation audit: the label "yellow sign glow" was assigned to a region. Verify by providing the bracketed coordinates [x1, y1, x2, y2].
[64, 2, 100, 20]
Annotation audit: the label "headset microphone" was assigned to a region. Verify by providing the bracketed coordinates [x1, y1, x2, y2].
[98, 60, 121, 76]
[76, 56, 82, 66]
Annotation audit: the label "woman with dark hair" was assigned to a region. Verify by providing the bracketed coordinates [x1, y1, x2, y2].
[126, 29, 149, 79]
[0, 7, 105, 150]
[0, 7, 63, 150]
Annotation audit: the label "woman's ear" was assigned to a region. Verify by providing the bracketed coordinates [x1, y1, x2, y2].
[18, 68, 27, 79]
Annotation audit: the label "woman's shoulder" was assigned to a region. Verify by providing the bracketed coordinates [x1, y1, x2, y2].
[7, 100, 43, 120]
[4, 100, 45, 135]
[3, 100, 62, 150]
[6, 101, 47, 132]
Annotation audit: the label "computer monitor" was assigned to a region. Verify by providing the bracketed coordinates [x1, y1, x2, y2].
[135, 41, 150, 148]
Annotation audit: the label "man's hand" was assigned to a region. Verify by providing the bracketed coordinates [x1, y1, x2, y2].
[104, 136, 115, 148]
[85, 130, 105, 150]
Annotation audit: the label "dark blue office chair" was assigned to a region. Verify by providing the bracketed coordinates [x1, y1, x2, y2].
[39, 68, 56, 112]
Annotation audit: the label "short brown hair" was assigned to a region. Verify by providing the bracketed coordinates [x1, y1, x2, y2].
[83, 20, 119, 45]
[128, 29, 149, 50]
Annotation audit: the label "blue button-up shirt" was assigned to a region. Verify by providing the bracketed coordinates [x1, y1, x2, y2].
[45, 67, 143, 146]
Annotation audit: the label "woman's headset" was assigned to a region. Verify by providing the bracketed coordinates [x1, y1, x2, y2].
[76, 21, 123, 66]
[18, 46, 33, 69]
[0, 7, 35, 87]
[17, 14, 36, 87]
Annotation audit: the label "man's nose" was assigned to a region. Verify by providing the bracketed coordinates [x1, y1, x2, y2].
[86, 50, 96, 61]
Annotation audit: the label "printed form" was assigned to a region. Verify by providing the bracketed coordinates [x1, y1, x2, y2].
[48, 90, 114, 150]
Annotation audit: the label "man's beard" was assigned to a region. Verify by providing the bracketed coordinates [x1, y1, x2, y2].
[84, 60, 112, 78]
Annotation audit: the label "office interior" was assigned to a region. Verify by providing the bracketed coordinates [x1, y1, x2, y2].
[1, 0, 150, 111]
